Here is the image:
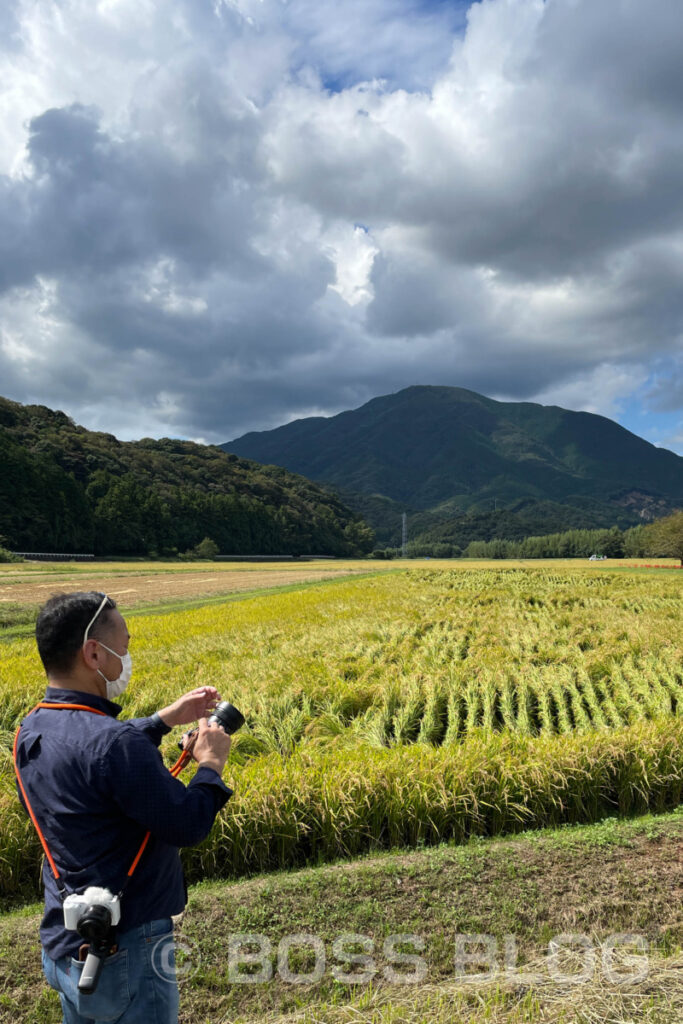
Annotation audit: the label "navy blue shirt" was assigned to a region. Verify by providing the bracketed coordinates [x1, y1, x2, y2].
[14, 687, 233, 960]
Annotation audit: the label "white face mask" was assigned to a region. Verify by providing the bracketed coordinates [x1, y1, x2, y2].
[82, 593, 133, 700]
[95, 642, 133, 700]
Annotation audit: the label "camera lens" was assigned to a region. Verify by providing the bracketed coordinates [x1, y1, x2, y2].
[208, 701, 245, 734]
[77, 904, 112, 942]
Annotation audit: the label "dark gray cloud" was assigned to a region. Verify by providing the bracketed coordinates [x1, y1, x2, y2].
[0, 0, 681, 450]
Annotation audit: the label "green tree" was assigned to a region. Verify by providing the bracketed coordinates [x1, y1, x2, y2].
[0, 535, 21, 562]
[194, 536, 219, 559]
[598, 526, 625, 558]
[623, 524, 646, 557]
[343, 519, 375, 556]
[650, 510, 683, 561]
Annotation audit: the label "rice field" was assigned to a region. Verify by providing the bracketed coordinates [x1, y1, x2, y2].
[1, 564, 681, 904]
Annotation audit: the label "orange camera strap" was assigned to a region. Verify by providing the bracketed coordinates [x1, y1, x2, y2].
[13, 702, 193, 899]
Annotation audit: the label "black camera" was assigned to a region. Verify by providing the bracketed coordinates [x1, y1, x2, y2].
[78, 904, 114, 994]
[209, 701, 245, 733]
[178, 701, 245, 750]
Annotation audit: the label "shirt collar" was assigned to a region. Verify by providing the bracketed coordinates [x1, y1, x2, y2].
[43, 686, 123, 718]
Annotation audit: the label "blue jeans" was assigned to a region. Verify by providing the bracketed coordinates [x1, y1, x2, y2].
[41, 918, 179, 1024]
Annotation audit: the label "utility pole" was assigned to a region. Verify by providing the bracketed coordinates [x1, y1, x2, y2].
[402, 512, 407, 558]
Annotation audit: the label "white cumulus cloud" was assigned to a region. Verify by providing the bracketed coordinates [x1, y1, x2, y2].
[0, 0, 680, 452]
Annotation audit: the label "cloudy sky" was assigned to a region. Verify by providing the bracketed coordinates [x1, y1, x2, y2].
[1, 0, 682, 453]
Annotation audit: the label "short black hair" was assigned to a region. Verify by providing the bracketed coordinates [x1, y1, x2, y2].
[36, 592, 118, 676]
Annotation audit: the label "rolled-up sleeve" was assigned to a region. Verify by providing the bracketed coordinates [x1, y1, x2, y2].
[103, 725, 233, 848]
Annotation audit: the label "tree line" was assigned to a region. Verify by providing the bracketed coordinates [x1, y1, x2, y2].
[371, 512, 683, 561]
[459, 514, 682, 560]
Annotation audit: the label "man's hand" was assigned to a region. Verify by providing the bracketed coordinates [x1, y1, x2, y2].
[157, 687, 221, 729]
[187, 718, 231, 775]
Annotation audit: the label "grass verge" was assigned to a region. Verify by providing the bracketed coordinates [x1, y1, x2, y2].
[0, 807, 681, 1023]
[0, 603, 36, 632]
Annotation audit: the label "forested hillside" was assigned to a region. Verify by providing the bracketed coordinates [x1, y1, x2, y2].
[224, 385, 683, 544]
[0, 397, 374, 556]
[342, 494, 659, 547]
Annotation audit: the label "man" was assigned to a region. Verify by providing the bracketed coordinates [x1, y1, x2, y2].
[14, 590, 233, 1023]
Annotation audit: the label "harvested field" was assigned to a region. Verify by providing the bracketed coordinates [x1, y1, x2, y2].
[0, 557, 677, 614]
[0, 564, 372, 609]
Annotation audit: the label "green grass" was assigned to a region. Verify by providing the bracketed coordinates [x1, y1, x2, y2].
[600, 566, 683, 574]
[0, 603, 36, 632]
[1, 807, 681, 1023]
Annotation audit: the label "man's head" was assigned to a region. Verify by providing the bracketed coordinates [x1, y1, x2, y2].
[36, 591, 131, 697]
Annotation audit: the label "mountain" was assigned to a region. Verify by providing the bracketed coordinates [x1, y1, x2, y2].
[222, 386, 683, 545]
[0, 397, 374, 556]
